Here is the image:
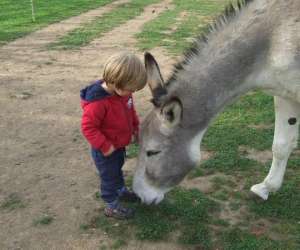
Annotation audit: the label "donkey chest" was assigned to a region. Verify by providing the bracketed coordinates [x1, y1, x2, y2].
[249, 66, 300, 103]
[265, 68, 300, 103]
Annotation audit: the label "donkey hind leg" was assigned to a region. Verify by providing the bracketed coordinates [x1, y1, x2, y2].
[251, 96, 299, 200]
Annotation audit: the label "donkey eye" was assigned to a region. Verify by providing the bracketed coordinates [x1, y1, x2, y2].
[146, 150, 161, 157]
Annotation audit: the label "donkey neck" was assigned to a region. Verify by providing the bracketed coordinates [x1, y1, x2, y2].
[167, 1, 271, 129]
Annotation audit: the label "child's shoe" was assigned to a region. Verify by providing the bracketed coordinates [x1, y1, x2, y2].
[118, 188, 140, 203]
[104, 204, 135, 219]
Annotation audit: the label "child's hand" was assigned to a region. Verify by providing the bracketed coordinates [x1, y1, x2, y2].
[103, 145, 115, 156]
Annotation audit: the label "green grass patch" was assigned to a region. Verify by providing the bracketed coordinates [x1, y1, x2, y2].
[89, 214, 131, 241]
[287, 156, 300, 169]
[221, 228, 286, 250]
[201, 150, 259, 173]
[85, 187, 218, 248]
[0, 193, 25, 211]
[136, 0, 229, 54]
[50, 0, 160, 49]
[225, 91, 275, 125]
[211, 175, 237, 189]
[94, 191, 101, 200]
[111, 239, 127, 249]
[229, 201, 242, 211]
[204, 125, 274, 152]
[0, 0, 114, 45]
[249, 176, 300, 221]
[85, 186, 297, 248]
[212, 218, 230, 227]
[212, 190, 230, 201]
[187, 165, 207, 178]
[198, 91, 275, 174]
[126, 143, 139, 158]
[33, 215, 54, 226]
[271, 222, 300, 249]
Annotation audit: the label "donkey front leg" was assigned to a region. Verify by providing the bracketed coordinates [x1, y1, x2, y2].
[251, 96, 299, 200]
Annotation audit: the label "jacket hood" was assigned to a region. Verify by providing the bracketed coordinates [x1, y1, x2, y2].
[80, 80, 111, 104]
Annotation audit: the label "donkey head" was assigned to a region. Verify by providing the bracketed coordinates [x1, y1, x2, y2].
[133, 53, 203, 204]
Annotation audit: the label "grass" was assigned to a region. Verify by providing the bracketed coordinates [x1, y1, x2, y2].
[85, 184, 299, 249]
[136, 0, 230, 54]
[190, 91, 275, 175]
[84, 187, 219, 248]
[211, 175, 236, 189]
[221, 228, 286, 250]
[50, 0, 160, 50]
[0, 0, 115, 45]
[249, 176, 300, 221]
[0, 193, 25, 211]
[212, 190, 230, 201]
[126, 143, 139, 158]
[33, 215, 54, 226]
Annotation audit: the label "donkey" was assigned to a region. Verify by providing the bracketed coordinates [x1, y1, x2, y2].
[132, 0, 300, 204]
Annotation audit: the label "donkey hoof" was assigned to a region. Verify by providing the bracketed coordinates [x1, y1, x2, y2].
[250, 183, 269, 200]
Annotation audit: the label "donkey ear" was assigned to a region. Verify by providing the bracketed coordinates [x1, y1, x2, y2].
[144, 52, 167, 104]
[161, 97, 183, 128]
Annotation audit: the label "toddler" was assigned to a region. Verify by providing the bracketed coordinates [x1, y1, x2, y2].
[80, 51, 147, 219]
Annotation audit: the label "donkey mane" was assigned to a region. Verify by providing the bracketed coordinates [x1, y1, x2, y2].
[166, 0, 254, 87]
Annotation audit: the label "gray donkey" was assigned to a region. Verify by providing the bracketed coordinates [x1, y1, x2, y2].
[133, 0, 300, 204]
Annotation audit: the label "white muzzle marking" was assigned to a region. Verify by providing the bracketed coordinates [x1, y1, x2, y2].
[133, 172, 166, 205]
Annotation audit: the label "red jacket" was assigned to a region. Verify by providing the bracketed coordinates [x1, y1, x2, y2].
[80, 80, 139, 154]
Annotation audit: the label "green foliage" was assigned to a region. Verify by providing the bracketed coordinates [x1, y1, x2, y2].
[221, 228, 285, 250]
[33, 215, 54, 226]
[51, 0, 160, 49]
[178, 223, 211, 248]
[197, 91, 275, 175]
[212, 175, 236, 189]
[134, 209, 174, 241]
[212, 218, 230, 227]
[89, 214, 131, 239]
[126, 143, 139, 158]
[132, 188, 218, 244]
[226, 91, 275, 125]
[0, 0, 114, 44]
[111, 239, 127, 249]
[287, 156, 300, 169]
[249, 177, 300, 221]
[0, 193, 25, 211]
[201, 151, 259, 173]
[136, 0, 229, 53]
[85, 188, 218, 247]
[212, 190, 230, 201]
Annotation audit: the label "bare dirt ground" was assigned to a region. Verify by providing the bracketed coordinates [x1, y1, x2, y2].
[0, 1, 191, 249]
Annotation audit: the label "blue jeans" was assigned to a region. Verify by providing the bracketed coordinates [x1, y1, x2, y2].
[91, 148, 126, 203]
